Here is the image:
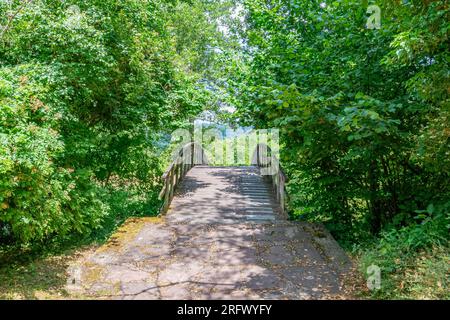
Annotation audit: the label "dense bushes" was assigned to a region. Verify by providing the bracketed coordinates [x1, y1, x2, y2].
[226, 0, 449, 238]
[0, 0, 216, 245]
[0, 64, 106, 243]
[358, 205, 449, 298]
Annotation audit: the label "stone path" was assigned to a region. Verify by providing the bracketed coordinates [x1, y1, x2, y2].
[67, 166, 351, 299]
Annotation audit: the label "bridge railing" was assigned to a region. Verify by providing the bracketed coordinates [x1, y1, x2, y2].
[255, 143, 289, 215]
[158, 142, 208, 215]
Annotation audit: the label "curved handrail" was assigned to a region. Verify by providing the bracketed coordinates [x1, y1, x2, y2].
[254, 143, 289, 215]
[158, 142, 208, 215]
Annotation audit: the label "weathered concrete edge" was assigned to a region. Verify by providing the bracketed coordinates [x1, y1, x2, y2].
[293, 221, 353, 273]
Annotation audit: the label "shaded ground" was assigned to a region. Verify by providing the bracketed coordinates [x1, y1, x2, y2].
[0, 245, 91, 299]
[67, 166, 353, 299]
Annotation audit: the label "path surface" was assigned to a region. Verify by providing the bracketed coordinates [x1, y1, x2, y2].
[67, 166, 351, 299]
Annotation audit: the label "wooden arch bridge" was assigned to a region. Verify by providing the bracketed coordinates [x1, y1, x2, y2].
[158, 143, 288, 222]
[68, 143, 352, 300]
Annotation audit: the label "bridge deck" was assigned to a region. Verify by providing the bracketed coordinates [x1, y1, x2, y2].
[166, 166, 281, 224]
[68, 166, 352, 299]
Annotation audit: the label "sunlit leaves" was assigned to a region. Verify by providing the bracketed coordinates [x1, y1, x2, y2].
[0, 0, 215, 244]
[227, 0, 449, 241]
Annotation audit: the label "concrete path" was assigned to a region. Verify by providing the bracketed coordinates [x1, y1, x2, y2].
[67, 166, 351, 299]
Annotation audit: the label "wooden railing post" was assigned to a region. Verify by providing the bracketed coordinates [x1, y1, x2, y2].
[169, 170, 174, 203]
[191, 143, 194, 167]
[255, 143, 288, 216]
[163, 177, 170, 213]
[279, 174, 285, 214]
[159, 142, 208, 215]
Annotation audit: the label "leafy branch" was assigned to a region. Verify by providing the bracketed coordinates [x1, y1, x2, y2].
[0, 0, 33, 41]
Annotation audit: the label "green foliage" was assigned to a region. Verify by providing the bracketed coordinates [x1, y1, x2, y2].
[0, 0, 448, 299]
[0, 64, 107, 243]
[221, 0, 449, 298]
[0, 0, 219, 245]
[358, 203, 449, 299]
[226, 0, 449, 238]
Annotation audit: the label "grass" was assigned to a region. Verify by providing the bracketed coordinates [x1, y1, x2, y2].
[0, 186, 161, 300]
[399, 246, 449, 299]
[0, 241, 96, 299]
[0, 219, 148, 300]
[334, 239, 449, 300]
[355, 245, 449, 300]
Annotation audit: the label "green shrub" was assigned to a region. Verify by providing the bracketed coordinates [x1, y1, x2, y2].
[0, 65, 108, 243]
[358, 204, 449, 299]
[0, 0, 213, 246]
